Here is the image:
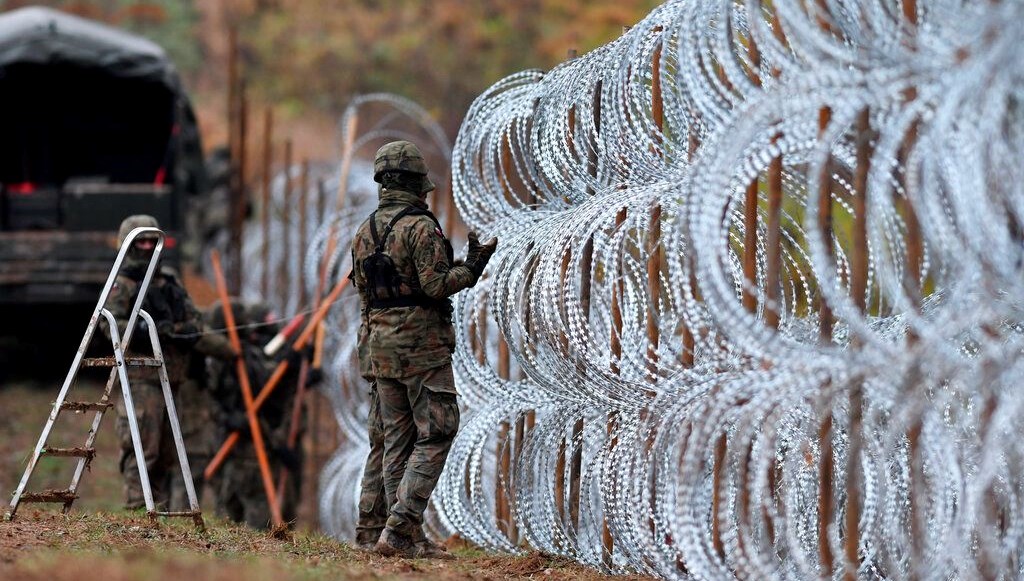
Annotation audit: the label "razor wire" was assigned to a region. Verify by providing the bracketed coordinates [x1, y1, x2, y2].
[229, 1, 1024, 578]
[437, 0, 1024, 579]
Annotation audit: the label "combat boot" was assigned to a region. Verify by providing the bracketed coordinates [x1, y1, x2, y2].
[355, 529, 382, 552]
[373, 528, 416, 558]
[414, 538, 454, 560]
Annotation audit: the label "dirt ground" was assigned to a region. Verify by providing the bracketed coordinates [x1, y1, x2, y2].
[0, 511, 641, 581]
[0, 383, 654, 580]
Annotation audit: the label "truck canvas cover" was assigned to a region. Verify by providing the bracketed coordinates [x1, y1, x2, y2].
[0, 6, 205, 303]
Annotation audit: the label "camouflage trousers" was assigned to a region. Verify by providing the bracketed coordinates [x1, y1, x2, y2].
[366, 363, 460, 538]
[354, 403, 434, 545]
[115, 377, 177, 510]
[356, 386, 388, 545]
[214, 446, 301, 529]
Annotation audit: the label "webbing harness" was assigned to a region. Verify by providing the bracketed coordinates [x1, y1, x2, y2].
[362, 205, 448, 310]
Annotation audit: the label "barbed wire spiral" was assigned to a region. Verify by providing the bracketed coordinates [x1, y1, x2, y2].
[437, 0, 1024, 579]
[232, 1, 1024, 578]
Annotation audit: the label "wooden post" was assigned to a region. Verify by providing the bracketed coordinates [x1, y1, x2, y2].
[711, 432, 727, 558]
[233, 85, 248, 293]
[816, 106, 836, 576]
[496, 420, 511, 536]
[681, 107, 700, 368]
[261, 108, 274, 299]
[902, 1, 924, 570]
[299, 160, 310, 307]
[843, 107, 872, 581]
[764, 145, 783, 330]
[496, 338, 512, 538]
[279, 139, 293, 310]
[226, 24, 242, 292]
[316, 177, 327, 227]
[494, 138, 518, 543]
[313, 113, 359, 369]
[646, 33, 664, 377]
[902, 0, 918, 25]
[510, 412, 525, 547]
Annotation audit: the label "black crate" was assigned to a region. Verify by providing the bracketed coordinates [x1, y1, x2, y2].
[2, 185, 60, 229]
[61, 183, 177, 231]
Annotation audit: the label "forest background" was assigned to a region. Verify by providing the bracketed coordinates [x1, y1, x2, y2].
[1, 0, 660, 162]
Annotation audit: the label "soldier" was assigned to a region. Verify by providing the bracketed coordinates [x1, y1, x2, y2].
[207, 300, 306, 529]
[104, 214, 236, 510]
[351, 141, 497, 558]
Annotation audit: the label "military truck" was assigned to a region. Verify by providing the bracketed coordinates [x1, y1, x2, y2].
[0, 7, 208, 375]
[0, 6, 207, 305]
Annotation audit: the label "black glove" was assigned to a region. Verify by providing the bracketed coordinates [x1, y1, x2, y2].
[463, 231, 498, 279]
[274, 446, 301, 473]
[173, 321, 200, 347]
[225, 410, 250, 437]
[306, 367, 324, 388]
[277, 346, 311, 367]
[156, 319, 174, 338]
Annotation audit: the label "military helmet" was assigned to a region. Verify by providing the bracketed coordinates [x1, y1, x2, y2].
[118, 214, 160, 245]
[205, 298, 248, 331]
[245, 302, 274, 327]
[246, 301, 279, 338]
[373, 140, 429, 182]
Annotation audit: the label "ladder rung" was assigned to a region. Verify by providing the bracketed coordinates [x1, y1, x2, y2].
[42, 447, 96, 459]
[82, 356, 162, 368]
[152, 510, 202, 518]
[60, 401, 113, 412]
[20, 489, 77, 504]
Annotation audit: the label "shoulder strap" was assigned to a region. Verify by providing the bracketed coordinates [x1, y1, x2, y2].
[368, 210, 381, 249]
[374, 206, 440, 251]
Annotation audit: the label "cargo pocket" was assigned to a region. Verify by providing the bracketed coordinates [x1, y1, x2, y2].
[427, 391, 460, 440]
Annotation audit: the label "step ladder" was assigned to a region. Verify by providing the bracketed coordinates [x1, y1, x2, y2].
[6, 227, 205, 530]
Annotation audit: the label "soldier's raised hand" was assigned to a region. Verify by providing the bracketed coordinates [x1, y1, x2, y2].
[464, 231, 498, 279]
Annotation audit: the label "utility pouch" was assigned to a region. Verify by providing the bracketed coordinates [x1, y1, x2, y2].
[361, 205, 440, 300]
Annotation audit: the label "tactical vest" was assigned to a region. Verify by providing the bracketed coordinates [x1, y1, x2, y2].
[361, 205, 453, 313]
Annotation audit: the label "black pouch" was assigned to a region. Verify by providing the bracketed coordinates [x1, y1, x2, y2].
[362, 250, 403, 300]
[362, 206, 436, 300]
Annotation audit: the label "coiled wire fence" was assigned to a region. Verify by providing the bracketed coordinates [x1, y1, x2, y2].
[234, 1, 1024, 579]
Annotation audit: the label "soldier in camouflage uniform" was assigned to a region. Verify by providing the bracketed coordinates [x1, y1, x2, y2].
[206, 300, 306, 529]
[351, 141, 497, 558]
[104, 215, 236, 510]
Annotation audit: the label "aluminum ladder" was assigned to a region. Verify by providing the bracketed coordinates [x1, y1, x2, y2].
[5, 227, 205, 530]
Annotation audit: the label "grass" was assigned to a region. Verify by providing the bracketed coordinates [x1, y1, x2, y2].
[0, 383, 651, 580]
[0, 511, 636, 580]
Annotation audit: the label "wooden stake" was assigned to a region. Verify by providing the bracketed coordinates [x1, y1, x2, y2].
[496, 337, 512, 538]
[816, 106, 836, 576]
[210, 250, 283, 527]
[205, 277, 348, 479]
[261, 108, 274, 299]
[299, 160, 310, 307]
[843, 107, 872, 581]
[764, 144, 783, 330]
[279, 140, 293, 310]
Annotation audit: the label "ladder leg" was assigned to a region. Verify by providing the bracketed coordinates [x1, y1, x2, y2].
[6, 322, 98, 520]
[140, 311, 204, 530]
[64, 368, 118, 513]
[102, 309, 156, 514]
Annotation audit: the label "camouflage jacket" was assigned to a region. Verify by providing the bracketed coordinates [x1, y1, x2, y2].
[104, 265, 235, 386]
[351, 189, 475, 378]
